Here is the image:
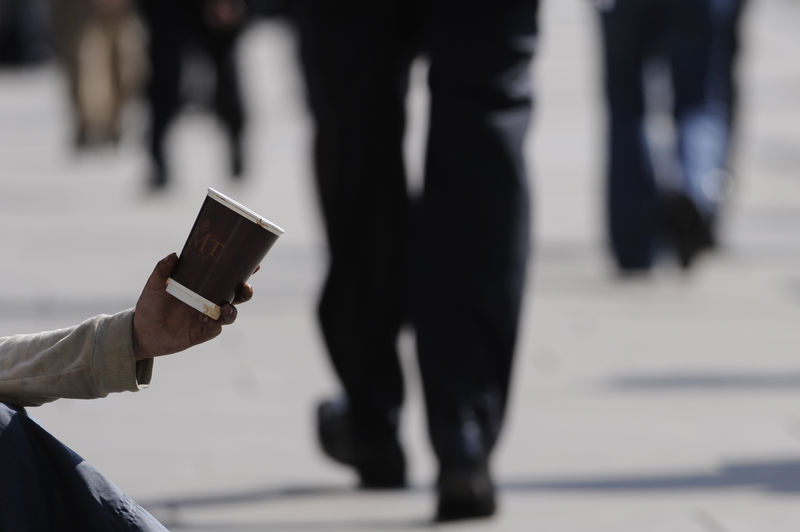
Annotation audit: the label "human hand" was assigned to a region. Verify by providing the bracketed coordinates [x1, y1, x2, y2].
[132, 253, 254, 360]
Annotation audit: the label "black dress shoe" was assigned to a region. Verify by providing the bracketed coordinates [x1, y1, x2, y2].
[662, 191, 714, 269]
[435, 460, 497, 522]
[317, 398, 406, 489]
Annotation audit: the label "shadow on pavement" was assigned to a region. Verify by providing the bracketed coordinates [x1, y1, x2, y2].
[140, 457, 800, 529]
[142, 484, 433, 531]
[162, 520, 432, 531]
[607, 371, 800, 391]
[142, 484, 353, 510]
[505, 457, 800, 494]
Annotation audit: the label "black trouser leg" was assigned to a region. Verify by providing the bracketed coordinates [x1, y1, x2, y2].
[204, 28, 246, 176]
[414, 0, 538, 465]
[293, 0, 419, 435]
[139, 1, 183, 183]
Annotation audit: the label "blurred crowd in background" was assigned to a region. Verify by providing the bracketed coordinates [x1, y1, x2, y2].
[0, 0, 287, 188]
[0, 0, 747, 272]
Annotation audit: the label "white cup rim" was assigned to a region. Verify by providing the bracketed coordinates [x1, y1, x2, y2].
[207, 187, 285, 237]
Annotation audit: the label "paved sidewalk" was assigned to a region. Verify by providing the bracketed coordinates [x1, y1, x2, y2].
[1, 1, 799, 530]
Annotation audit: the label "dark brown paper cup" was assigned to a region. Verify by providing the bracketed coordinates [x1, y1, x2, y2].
[166, 187, 284, 319]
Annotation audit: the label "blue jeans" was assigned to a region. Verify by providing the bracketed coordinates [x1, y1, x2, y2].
[599, 0, 746, 269]
[0, 403, 166, 531]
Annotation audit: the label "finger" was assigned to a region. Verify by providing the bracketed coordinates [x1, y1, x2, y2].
[150, 253, 179, 287]
[233, 283, 253, 304]
[199, 321, 223, 342]
[253, 265, 261, 275]
[218, 303, 238, 325]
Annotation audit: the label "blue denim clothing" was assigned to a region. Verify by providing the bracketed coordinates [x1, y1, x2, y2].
[0, 403, 166, 531]
[598, 0, 746, 269]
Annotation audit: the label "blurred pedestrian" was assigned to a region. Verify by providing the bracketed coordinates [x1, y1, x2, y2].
[137, 0, 248, 189]
[52, 0, 147, 148]
[0, 253, 253, 531]
[290, 0, 539, 522]
[0, 0, 50, 67]
[595, 0, 748, 271]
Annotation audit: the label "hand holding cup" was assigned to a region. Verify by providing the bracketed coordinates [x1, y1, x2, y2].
[133, 253, 255, 360]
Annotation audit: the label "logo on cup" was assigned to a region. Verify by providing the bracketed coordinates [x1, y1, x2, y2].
[191, 220, 226, 260]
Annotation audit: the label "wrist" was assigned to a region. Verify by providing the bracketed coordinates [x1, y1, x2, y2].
[132, 311, 152, 361]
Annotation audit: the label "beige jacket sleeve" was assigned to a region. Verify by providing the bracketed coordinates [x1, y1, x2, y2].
[0, 309, 153, 407]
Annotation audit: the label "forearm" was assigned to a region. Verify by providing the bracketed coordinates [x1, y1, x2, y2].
[0, 310, 153, 407]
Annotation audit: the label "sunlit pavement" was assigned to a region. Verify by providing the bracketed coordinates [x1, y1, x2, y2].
[1, 1, 799, 530]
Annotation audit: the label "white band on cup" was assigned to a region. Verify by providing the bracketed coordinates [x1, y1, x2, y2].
[165, 278, 221, 320]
